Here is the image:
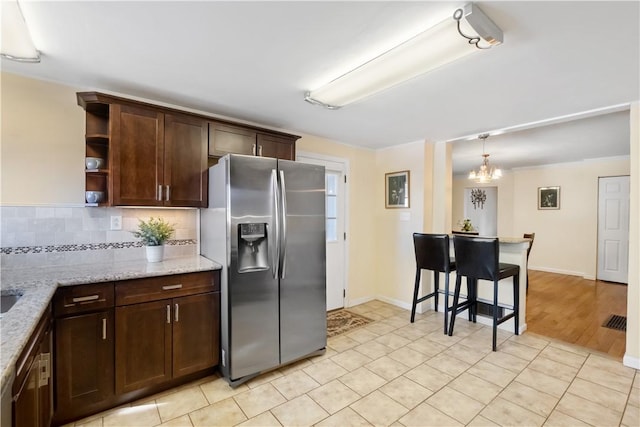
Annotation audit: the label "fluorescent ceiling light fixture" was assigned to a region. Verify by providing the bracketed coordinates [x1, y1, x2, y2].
[305, 3, 502, 109]
[1, 0, 40, 63]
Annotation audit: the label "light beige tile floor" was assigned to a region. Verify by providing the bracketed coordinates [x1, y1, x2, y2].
[70, 300, 640, 427]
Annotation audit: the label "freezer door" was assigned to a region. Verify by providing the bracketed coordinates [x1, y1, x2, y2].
[228, 155, 280, 380]
[278, 160, 327, 364]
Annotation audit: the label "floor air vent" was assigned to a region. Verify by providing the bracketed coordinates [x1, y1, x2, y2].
[602, 314, 627, 331]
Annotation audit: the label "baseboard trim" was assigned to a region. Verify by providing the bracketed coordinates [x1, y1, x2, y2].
[623, 354, 640, 369]
[376, 295, 413, 311]
[530, 266, 589, 278]
[346, 296, 374, 308]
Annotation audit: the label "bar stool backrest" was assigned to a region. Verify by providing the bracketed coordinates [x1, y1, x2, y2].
[453, 236, 500, 281]
[413, 233, 451, 273]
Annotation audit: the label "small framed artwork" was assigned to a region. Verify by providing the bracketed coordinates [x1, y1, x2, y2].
[538, 186, 560, 210]
[385, 170, 410, 208]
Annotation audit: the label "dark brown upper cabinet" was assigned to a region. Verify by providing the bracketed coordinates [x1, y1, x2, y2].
[208, 122, 297, 161]
[78, 92, 299, 207]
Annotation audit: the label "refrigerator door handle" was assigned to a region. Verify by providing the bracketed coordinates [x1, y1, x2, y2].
[271, 169, 279, 279]
[279, 169, 288, 279]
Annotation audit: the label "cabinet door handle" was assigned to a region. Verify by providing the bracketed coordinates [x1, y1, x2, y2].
[165, 185, 170, 202]
[162, 284, 182, 291]
[175, 303, 179, 322]
[102, 318, 107, 340]
[258, 145, 263, 156]
[72, 295, 100, 303]
[166, 305, 171, 323]
[252, 143, 256, 156]
[158, 185, 163, 201]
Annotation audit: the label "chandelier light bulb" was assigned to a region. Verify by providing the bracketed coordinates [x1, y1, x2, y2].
[468, 134, 501, 183]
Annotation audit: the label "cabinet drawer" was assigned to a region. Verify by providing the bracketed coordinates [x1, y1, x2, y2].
[115, 271, 218, 306]
[54, 283, 114, 317]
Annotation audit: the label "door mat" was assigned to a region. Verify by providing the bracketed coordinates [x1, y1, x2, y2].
[327, 310, 373, 338]
[602, 314, 627, 331]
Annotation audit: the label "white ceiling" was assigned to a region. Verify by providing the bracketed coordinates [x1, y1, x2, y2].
[3, 1, 638, 175]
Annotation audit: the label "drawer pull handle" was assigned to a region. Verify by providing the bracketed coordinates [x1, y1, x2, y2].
[102, 318, 107, 340]
[162, 284, 182, 291]
[72, 295, 100, 303]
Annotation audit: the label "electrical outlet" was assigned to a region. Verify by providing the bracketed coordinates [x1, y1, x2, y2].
[110, 215, 122, 230]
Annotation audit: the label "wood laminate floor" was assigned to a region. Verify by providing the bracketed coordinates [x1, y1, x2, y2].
[526, 269, 627, 359]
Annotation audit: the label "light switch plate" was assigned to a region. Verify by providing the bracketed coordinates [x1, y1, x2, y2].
[110, 215, 122, 230]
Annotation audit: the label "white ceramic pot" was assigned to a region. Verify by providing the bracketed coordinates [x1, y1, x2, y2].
[146, 245, 164, 263]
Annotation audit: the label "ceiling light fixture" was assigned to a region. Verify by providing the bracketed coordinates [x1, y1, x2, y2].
[304, 3, 502, 109]
[468, 133, 502, 183]
[1, 0, 40, 63]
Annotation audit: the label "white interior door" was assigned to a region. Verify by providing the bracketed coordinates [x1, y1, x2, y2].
[297, 153, 347, 311]
[597, 176, 630, 283]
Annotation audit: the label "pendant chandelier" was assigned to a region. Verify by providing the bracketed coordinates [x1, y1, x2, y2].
[468, 133, 502, 183]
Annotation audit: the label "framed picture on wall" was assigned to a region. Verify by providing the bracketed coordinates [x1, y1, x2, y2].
[385, 170, 410, 208]
[538, 186, 560, 210]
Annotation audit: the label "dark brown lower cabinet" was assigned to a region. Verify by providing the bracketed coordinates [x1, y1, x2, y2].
[13, 306, 52, 427]
[13, 358, 39, 427]
[115, 292, 219, 394]
[115, 300, 172, 394]
[50, 271, 220, 425]
[173, 293, 220, 377]
[54, 310, 114, 421]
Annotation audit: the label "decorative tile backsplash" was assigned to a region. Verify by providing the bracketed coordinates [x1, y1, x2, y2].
[0, 206, 199, 268]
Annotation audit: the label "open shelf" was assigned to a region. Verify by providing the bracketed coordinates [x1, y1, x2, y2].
[80, 96, 111, 206]
[86, 134, 109, 144]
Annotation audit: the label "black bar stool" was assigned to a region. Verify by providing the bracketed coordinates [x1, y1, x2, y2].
[411, 233, 457, 334]
[448, 236, 520, 351]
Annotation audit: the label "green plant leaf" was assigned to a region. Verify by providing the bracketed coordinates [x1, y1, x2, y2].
[131, 217, 175, 246]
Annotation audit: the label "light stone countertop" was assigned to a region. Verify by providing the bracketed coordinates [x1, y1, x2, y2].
[0, 255, 222, 393]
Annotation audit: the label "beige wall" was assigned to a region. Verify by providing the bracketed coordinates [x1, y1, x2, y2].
[296, 135, 378, 304]
[626, 102, 639, 368]
[454, 157, 630, 279]
[453, 172, 515, 237]
[373, 141, 428, 308]
[1, 72, 85, 205]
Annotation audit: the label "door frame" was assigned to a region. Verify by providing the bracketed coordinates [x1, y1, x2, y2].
[297, 150, 350, 309]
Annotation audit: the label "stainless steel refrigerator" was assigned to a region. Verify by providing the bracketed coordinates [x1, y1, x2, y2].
[200, 154, 326, 386]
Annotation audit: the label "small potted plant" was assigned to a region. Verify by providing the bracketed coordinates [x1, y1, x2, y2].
[461, 218, 474, 232]
[132, 217, 175, 262]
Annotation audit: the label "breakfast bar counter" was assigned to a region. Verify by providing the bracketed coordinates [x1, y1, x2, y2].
[436, 236, 531, 334]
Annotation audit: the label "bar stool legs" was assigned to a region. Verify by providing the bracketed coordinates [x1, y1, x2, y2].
[411, 267, 438, 323]
[411, 233, 455, 334]
[449, 276, 520, 351]
[447, 276, 477, 336]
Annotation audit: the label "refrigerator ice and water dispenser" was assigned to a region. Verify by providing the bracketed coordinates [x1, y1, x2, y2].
[237, 223, 269, 273]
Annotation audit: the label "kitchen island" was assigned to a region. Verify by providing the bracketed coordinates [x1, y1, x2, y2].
[433, 236, 531, 334]
[0, 255, 221, 398]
